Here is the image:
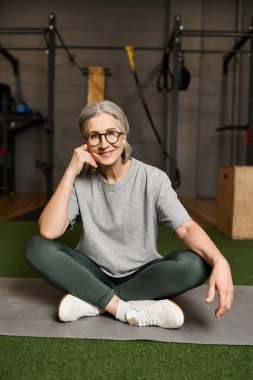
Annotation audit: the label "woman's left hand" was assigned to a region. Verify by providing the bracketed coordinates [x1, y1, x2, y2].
[206, 257, 234, 318]
[176, 219, 234, 318]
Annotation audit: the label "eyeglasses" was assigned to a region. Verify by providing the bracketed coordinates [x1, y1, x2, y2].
[85, 131, 125, 147]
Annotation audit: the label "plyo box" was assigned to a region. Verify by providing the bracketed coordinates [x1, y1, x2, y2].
[217, 166, 253, 239]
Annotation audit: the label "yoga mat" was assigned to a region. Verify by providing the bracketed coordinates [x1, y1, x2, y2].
[0, 278, 252, 345]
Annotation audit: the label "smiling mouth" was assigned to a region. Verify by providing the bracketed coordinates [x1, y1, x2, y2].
[98, 150, 114, 157]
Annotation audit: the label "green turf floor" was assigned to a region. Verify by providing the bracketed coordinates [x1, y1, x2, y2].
[1, 221, 253, 380]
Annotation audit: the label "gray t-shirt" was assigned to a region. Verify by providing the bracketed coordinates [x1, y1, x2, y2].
[67, 158, 190, 278]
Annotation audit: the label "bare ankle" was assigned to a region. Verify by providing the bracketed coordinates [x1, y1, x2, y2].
[104, 295, 121, 316]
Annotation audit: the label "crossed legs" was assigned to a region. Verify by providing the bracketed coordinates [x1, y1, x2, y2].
[24, 236, 211, 327]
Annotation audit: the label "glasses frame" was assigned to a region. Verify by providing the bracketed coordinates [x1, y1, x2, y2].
[85, 131, 125, 147]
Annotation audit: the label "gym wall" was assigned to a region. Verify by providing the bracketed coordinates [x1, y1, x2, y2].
[0, 0, 252, 197]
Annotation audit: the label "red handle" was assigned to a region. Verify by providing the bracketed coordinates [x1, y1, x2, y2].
[0, 146, 7, 155]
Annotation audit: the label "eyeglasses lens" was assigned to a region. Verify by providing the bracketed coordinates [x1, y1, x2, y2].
[88, 132, 120, 146]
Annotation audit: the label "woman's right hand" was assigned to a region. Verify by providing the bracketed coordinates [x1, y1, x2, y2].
[67, 144, 98, 176]
[39, 144, 97, 239]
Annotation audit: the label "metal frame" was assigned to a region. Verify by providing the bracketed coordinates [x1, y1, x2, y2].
[169, 15, 253, 187]
[0, 93, 9, 192]
[247, 18, 253, 164]
[0, 14, 56, 198]
[219, 17, 253, 166]
[36, 13, 56, 198]
[169, 16, 181, 189]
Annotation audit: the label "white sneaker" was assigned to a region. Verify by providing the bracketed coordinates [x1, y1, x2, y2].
[126, 299, 184, 329]
[58, 294, 103, 322]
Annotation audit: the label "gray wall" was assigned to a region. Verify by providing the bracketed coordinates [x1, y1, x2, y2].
[0, 0, 252, 197]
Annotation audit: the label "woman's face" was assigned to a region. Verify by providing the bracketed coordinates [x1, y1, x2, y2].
[85, 113, 126, 168]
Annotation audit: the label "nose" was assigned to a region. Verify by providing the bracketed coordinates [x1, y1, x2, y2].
[100, 134, 109, 148]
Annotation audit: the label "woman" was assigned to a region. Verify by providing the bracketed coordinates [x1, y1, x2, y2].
[24, 100, 234, 329]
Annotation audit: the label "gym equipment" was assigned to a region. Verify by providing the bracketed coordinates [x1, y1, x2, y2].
[217, 18, 253, 165]
[125, 46, 171, 159]
[0, 14, 56, 198]
[87, 67, 105, 104]
[0, 56, 45, 194]
[157, 49, 191, 92]
[217, 166, 253, 239]
[125, 45, 181, 188]
[167, 15, 253, 188]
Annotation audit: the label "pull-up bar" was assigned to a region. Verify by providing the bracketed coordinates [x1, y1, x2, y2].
[0, 28, 45, 35]
[223, 20, 253, 73]
[182, 29, 253, 38]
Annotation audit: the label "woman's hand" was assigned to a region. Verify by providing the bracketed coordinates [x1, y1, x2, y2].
[39, 144, 98, 239]
[176, 220, 234, 318]
[206, 257, 234, 318]
[67, 144, 98, 176]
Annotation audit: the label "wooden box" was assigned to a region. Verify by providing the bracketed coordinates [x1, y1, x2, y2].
[217, 166, 253, 239]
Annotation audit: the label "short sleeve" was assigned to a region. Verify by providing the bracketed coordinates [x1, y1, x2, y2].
[67, 184, 80, 228]
[156, 175, 191, 232]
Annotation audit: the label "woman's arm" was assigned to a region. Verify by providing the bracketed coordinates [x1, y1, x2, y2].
[175, 219, 234, 318]
[39, 144, 97, 240]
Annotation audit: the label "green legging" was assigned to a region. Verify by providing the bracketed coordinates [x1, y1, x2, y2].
[24, 236, 211, 309]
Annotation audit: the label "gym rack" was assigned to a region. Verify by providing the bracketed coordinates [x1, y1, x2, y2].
[168, 15, 253, 188]
[0, 13, 56, 198]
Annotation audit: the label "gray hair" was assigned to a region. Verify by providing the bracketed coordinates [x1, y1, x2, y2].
[79, 100, 132, 162]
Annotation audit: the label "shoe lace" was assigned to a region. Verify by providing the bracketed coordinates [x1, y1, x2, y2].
[131, 305, 160, 327]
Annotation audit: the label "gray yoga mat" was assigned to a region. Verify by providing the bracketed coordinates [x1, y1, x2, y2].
[0, 278, 252, 345]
